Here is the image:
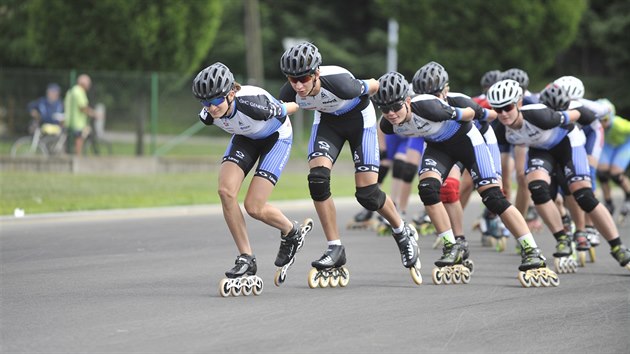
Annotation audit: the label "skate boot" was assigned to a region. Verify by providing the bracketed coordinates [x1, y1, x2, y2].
[393, 222, 422, 285]
[610, 244, 630, 271]
[584, 226, 601, 247]
[432, 241, 471, 285]
[346, 208, 376, 230]
[274, 218, 314, 286]
[618, 200, 630, 225]
[573, 230, 592, 267]
[308, 244, 349, 288]
[553, 234, 578, 274]
[518, 247, 559, 287]
[562, 213, 576, 235]
[413, 212, 437, 238]
[457, 238, 474, 274]
[219, 254, 264, 297]
[479, 209, 499, 248]
[526, 206, 543, 232]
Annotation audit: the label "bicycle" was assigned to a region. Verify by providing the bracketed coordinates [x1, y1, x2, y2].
[10, 123, 68, 157]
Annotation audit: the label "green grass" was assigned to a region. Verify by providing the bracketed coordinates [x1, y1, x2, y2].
[0, 168, 368, 216]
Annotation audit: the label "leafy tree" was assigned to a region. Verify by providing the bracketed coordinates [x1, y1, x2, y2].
[1, 0, 223, 76]
[376, 0, 586, 92]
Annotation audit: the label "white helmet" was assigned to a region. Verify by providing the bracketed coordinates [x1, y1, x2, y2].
[487, 79, 523, 108]
[554, 76, 584, 100]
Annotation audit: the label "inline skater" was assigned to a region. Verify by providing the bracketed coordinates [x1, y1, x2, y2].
[375, 71, 557, 287]
[192, 62, 314, 296]
[488, 79, 630, 274]
[279, 43, 421, 288]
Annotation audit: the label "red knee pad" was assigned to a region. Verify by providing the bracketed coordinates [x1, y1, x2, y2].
[440, 177, 460, 204]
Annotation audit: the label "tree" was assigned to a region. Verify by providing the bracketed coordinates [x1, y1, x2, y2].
[1, 0, 223, 76]
[376, 0, 586, 92]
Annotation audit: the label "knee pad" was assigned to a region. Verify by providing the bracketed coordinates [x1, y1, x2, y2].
[573, 187, 600, 212]
[480, 186, 511, 215]
[401, 162, 417, 183]
[440, 177, 460, 204]
[611, 173, 624, 186]
[377, 165, 390, 184]
[528, 180, 552, 205]
[596, 170, 610, 183]
[392, 159, 405, 179]
[355, 184, 386, 211]
[308, 166, 331, 202]
[418, 177, 442, 206]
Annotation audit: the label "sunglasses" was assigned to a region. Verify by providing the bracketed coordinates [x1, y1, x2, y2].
[287, 75, 314, 84]
[200, 96, 226, 107]
[493, 103, 516, 114]
[379, 101, 404, 114]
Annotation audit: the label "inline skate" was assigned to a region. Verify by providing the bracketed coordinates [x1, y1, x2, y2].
[346, 208, 377, 230]
[412, 212, 437, 238]
[431, 240, 471, 285]
[553, 234, 578, 273]
[308, 244, 349, 288]
[583, 226, 599, 263]
[274, 218, 314, 287]
[573, 230, 594, 267]
[562, 213, 576, 236]
[375, 214, 393, 236]
[610, 244, 630, 271]
[393, 222, 422, 285]
[518, 247, 559, 287]
[219, 254, 264, 297]
[480, 209, 510, 252]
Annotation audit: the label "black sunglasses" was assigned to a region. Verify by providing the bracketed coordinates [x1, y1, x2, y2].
[493, 103, 516, 114]
[379, 101, 405, 114]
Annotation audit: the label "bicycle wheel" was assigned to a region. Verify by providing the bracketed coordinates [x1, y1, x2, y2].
[10, 136, 48, 157]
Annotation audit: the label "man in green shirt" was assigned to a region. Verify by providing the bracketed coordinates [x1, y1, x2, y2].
[64, 74, 94, 155]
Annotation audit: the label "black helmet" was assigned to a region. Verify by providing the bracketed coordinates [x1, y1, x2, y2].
[412, 61, 449, 95]
[373, 72, 409, 106]
[501, 68, 529, 90]
[539, 83, 570, 111]
[280, 42, 322, 77]
[480, 70, 502, 89]
[192, 62, 235, 99]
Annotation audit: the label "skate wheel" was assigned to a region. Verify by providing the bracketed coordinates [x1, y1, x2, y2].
[319, 272, 330, 288]
[539, 274, 551, 287]
[518, 271, 531, 288]
[231, 280, 242, 296]
[443, 270, 452, 284]
[453, 271, 461, 284]
[339, 266, 350, 287]
[463, 259, 474, 275]
[488, 237, 497, 248]
[251, 276, 263, 295]
[329, 269, 340, 288]
[578, 251, 586, 267]
[219, 278, 231, 297]
[242, 277, 253, 296]
[410, 260, 423, 285]
[431, 267, 443, 285]
[588, 247, 596, 263]
[461, 268, 471, 284]
[274, 268, 285, 287]
[548, 273, 560, 287]
[307, 268, 319, 289]
[530, 275, 541, 287]
[553, 258, 562, 273]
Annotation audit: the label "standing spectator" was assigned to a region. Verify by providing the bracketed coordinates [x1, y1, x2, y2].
[64, 74, 95, 155]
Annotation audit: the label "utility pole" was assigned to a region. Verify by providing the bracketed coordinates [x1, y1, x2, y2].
[244, 0, 264, 86]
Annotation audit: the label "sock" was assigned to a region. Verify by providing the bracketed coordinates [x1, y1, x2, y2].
[517, 233, 538, 249]
[328, 239, 342, 246]
[438, 229, 456, 245]
[392, 220, 405, 234]
[608, 237, 622, 248]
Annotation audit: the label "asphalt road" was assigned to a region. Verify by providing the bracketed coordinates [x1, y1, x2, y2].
[1, 197, 629, 353]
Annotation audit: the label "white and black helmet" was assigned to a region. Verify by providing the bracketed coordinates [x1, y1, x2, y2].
[373, 72, 409, 106]
[280, 42, 322, 77]
[539, 83, 571, 111]
[192, 62, 234, 99]
[412, 61, 449, 94]
[481, 70, 502, 89]
[501, 68, 529, 90]
[487, 79, 523, 108]
[554, 75, 584, 100]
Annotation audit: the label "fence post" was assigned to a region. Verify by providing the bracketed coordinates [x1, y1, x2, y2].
[150, 72, 158, 155]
